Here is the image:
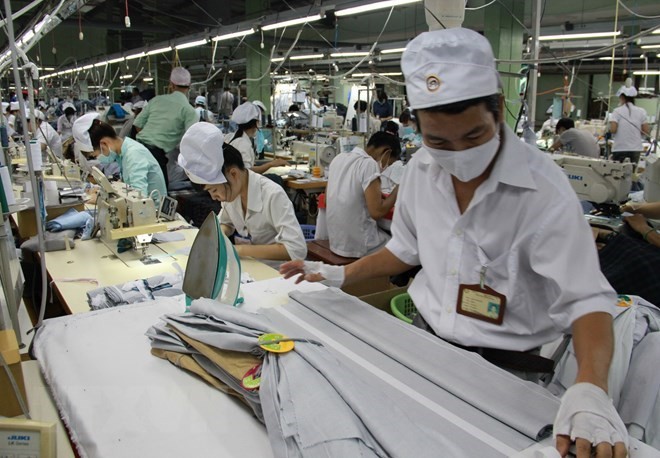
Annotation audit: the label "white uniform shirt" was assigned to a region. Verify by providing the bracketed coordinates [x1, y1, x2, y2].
[387, 125, 616, 351]
[195, 107, 216, 123]
[219, 170, 307, 260]
[610, 104, 647, 152]
[327, 147, 390, 258]
[224, 132, 255, 169]
[57, 114, 76, 141]
[37, 121, 63, 158]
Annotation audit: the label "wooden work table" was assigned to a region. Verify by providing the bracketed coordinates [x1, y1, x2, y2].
[44, 222, 279, 314]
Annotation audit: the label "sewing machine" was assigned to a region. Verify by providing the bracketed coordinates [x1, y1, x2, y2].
[641, 152, 660, 202]
[90, 167, 167, 255]
[551, 154, 632, 215]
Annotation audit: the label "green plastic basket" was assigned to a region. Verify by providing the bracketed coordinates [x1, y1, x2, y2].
[390, 293, 417, 324]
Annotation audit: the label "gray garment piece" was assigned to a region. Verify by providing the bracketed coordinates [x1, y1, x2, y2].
[20, 229, 77, 255]
[87, 274, 183, 310]
[618, 332, 660, 445]
[287, 288, 559, 441]
[264, 301, 532, 456]
[559, 128, 600, 157]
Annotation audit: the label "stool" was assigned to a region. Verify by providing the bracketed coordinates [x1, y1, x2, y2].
[305, 240, 392, 296]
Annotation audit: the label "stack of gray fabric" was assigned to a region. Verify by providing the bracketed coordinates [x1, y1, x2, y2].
[148, 288, 561, 457]
[87, 273, 183, 310]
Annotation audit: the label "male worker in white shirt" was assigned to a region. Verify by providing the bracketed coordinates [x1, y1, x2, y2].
[281, 28, 627, 458]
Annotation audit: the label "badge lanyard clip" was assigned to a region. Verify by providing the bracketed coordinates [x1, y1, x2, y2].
[479, 265, 487, 290]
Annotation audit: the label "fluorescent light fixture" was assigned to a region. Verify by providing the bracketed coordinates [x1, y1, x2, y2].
[120, 74, 134, 79]
[654, 29, 660, 35]
[599, 57, 613, 60]
[126, 52, 146, 60]
[272, 57, 285, 62]
[634, 70, 660, 75]
[34, 15, 50, 33]
[641, 44, 660, 49]
[261, 14, 321, 31]
[94, 62, 107, 67]
[143, 77, 154, 82]
[331, 52, 369, 57]
[352, 72, 401, 77]
[381, 47, 406, 54]
[539, 31, 621, 41]
[147, 46, 172, 55]
[21, 30, 35, 43]
[290, 54, 324, 60]
[82, 64, 94, 69]
[175, 38, 208, 50]
[336, 0, 421, 17]
[212, 29, 255, 41]
[107, 57, 125, 64]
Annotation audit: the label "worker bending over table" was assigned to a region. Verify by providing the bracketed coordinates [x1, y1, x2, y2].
[326, 131, 400, 257]
[282, 28, 627, 458]
[225, 102, 288, 174]
[72, 112, 167, 205]
[549, 118, 600, 157]
[179, 123, 306, 263]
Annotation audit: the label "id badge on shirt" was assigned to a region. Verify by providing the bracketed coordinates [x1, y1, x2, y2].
[456, 266, 506, 325]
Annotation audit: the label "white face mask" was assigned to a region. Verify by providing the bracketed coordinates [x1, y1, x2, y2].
[424, 133, 501, 182]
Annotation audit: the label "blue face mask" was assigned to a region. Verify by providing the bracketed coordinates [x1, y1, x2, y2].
[402, 126, 415, 137]
[98, 150, 118, 165]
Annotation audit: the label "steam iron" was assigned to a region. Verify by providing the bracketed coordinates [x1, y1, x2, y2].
[183, 212, 242, 308]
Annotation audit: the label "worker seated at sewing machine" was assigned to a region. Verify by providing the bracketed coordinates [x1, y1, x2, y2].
[549, 118, 600, 158]
[590, 202, 660, 307]
[72, 112, 167, 206]
[179, 123, 307, 264]
[326, 131, 400, 257]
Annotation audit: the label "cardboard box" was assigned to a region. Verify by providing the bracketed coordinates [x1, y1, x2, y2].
[0, 330, 28, 417]
[16, 201, 84, 240]
[359, 286, 409, 315]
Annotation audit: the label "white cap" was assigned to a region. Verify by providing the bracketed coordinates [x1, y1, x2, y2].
[62, 102, 76, 112]
[179, 123, 227, 185]
[231, 102, 260, 125]
[2, 102, 8, 111]
[401, 28, 499, 110]
[25, 110, 45, 122]
[252, 100, 266, 112]
[170, 67, 191, 87]
[617, 86, 638, 97]
[133, 100, 146, 110]
[9, 102, 19, 111]
[72, 112, 101, 151]
[195, 95, 206, 106]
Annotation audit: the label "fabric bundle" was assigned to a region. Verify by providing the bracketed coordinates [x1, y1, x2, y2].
[87, 273, 183, 310]
[46, 207, 93, 232]
[148, 288, 563, 457]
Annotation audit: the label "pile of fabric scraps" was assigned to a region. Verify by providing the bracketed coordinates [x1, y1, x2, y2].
[87, 273, 183, 310]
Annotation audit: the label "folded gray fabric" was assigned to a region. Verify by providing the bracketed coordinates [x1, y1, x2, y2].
[20, 230, 77, 255]
[87, 273, 183, 310]
[287, 288, 560, 442]
[149, 297, 529, 458]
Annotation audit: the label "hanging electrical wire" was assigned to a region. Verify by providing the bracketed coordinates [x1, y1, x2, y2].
[465, 0, 498, 11]
[78, 10, 83, 40]
[618, 0, 660, 19]
[125, 0, 131, 27]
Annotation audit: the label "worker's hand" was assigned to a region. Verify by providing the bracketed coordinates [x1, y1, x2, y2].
[279, 260, 345, 287]
[624, 213, 650, 235]
[619, 202, 640, 214]
[554, 383, 628, 458]
[271, 158, 290, 168]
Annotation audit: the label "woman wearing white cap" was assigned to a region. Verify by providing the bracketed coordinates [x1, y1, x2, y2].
[72, 113, 167, 204]
[7, 101, 20, 133]
[57, 103, 77, 142]
[282, 27, 627, 457]
[224, 102, 288, 174]
[609, 86, 650, 166]
[179, 123, 306, 263]
[29, 110, 63, 158]
[194, 96, 216, 123]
